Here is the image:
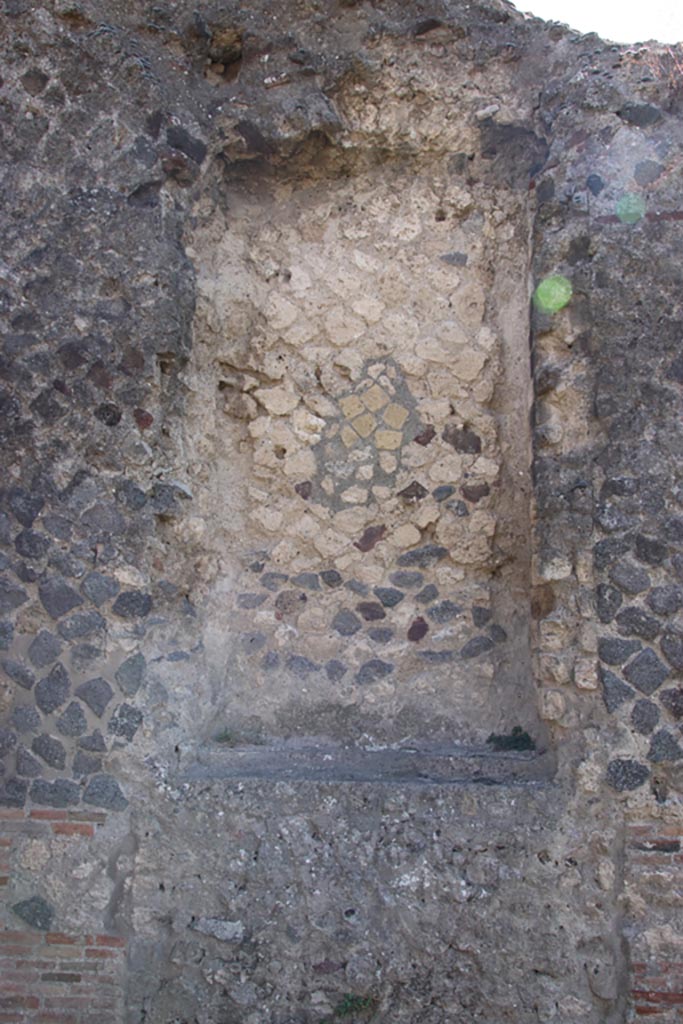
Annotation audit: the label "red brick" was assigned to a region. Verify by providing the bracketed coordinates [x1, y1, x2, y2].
[0, 995, 40, 1009]
[67, 812, 106, 826]
[51, 823, 94, 838]
[84, 948, 117, 959]
[0, 879, 9, 888]
[29, 810, 68, 821]
[0, 931, 40, 945]
[45, 934, 78, 946]
[632, 991, 683, 1005]
[0, 839, 12, 848]
[0, 811, 25, 822]
[95, 935, 125, 948]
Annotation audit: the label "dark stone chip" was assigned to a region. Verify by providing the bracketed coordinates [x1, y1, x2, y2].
[72, 750, 102, 776]
[397, 544, 447, 568]
[241, 632, 266, 653]
[408, 617, 429, 642]
[285, 654, 318, 675]
[16, 747, 42, 777]
[320, 570, 343, 588]
[114, 479, 147, 511]
[443, 424, 481, 453]
[56, 701, 88, 737]
[3, 659, 35, 690]
[414, 425, 436, 446]
[27, 630, 62, 669]
[473, 602, 493, 626]
[615, 607, 660, 641]
[634, 160, 664, 186]
[0, 777, 29, 808]
[78, 730, 107, 753]
[634, 534, 667, 566]
[31, 778, 80, 808]
[11, 705, 41, 732]
[368, 628, 393, 644]
[432, 485, 455, 502]
[331, 609, 362, 637]
[7, 488, 44, 528]
[237, 592, 268, 609]
[325, 660, 347, 682]
[295, 481, 312, 500]
[490, 624, 508, 644]
[606, 758, 649, 792]
[115, 653, 146, 696]
[354, 525, 386, 553]
[648, 729, 683, 763]
[661, 631, 683, 671]
[345, 579, 368, 595]
[292, 573, 320, 591]
[390, 571, 423, 589]
[594, 537, 631, 572]
[416, 584, 439, 604]
[35, 663, 70, 714]
[356, 601, 386, 622]
[38, 576, 83, 619]
[586, 174, 605, 196]
[617, 103, 662, 127]
[609, 561, 650, 595]
[259, 572, 289, 591]
[75, 677, 113, 717]
[166, 124, 207, 164]
[597, 637, 641, 665]
[596, 584, 622, 623]
[0, 620, 13, 650]
[94, 403, 122, 426]
[0, 727, 16, 758]
[83, 774, 128, 811]
[15, 529, 49, 559]
[70, 643, 103, 669]
[418, 650, 456, 663]
[112, 591, 152, 619]
[428, 600, 461, 624]
[648, 586, 683, 616]
[81, 571, 120, 606]
[108, 703, 143, 742]
[356, 659, 394, 685]
[12, 895, 54, 931]
[397, 481, 428, 501]
[623, 648, 669, 695]
[274, 590, 307, 615]
[631, 699, 660, 736]
[461, 635, 494, 659]
[660, 688, 683, 720]
[461, 482, 490, 503]
[57, 611, 106, 640]
[374, 587, 405, 608]
[0, 577, 29, 614]
[32, 733, 66, 769]
[599, 666, 634, 712]
[261, 651, 280, 670]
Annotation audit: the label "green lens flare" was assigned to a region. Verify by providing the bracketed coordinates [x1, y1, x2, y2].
[616, 193, 646, 224]
[533, 275, 573, 314]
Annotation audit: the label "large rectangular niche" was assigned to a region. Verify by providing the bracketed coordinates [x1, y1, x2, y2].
[183, 148, 549, 780]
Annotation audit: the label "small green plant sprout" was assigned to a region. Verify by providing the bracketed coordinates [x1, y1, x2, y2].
[487, 725, 536, 752]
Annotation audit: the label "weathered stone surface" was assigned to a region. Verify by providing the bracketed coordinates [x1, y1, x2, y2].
[30, 778, 80, 808]
[597, 637, 641, 666]
[12, 896, 54, 931]
[461, 636, 495, 659]
[606, 759, 650, 792]
[32, 733, 66, 770]
[396, 545, 448, 568]
[80, 571, 120, 606]
[331, 609, 361, 637]
[356, 660, 394, 685]
[390, 571, 423, 589]
[647, 586, 683, 616]
[75, 677, 114, 717]
[112, 591, 153, 619]
[72, 750, 102, 776]
[415, 584, 439, 604]
[623, 649, 669, 695]
[428, 600, 462, 624]
[27, 630, 62, 669]
[609, 561, 650, 595]
[83, 774, 128, 811]
[108, 703, 143, 742]
[0, 577, 29, 614]
[599, 667, 634, 712]
[615, 607, 660, 641]
[11, 705, 41, 733]
[16, 746, 42, 777]
[660, 630, 683, 671]
[325, 660, 347, 682]
[115, 653, 146, 696]
[56, 702, 88, 738]
[660, 688, 683, 720]
[374, 587, 405, 608]
[57, 610, 106, 640]
[35, 663, 70, 714]
[38, 576, 84, 619]
[647, 729, 683, 763]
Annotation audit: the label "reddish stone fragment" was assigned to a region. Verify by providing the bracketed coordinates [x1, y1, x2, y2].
[134, 408, 154, 430]
[295, 481, 312, 500]
[461, 481, 490, 503]
[354, 525, 386, 552]
[414, 425, 436, 446]
[408, 617, 429, 642]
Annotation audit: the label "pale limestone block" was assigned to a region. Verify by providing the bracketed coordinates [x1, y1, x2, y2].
[253, 386, 300, 415]
[333, 347, 365, 378]
[351, 412, 377, 438]
[392, 524, 421, 548]
[304, 394, 338, 419]
[394, 351, 427, 378]
[270, 539, 301, 565]
[434, 565, 465, 587]
[451, 280, 486, 330]
[324, 307, 365, 345]
[539, 554, 573, 581]
[357, 465, 374, 481]
[596, 858, 616, 891]
[579, 624, 597, 654]
[401, 446, 433, 469]
[540, 688, 567, 721]
[291, 407, 326, 440]
[539, 655, 572, 685]
[286, 511, 319, 540]
[417, 336, 451, 363]
[428, 454, 463, 482]
[288, 266, 312, 293]
[375, 429, 403, 450]
[472, 456, 499, 480]
[313, 529, 350, 559]
[435, 318, 470, 348]
[248, 415, 271, 439]
[539, 617, 570, 652]
[477, 326, 497, 353]
[452, 348, 487, 382]
[339, 394, 364, 418]
[334, 508, 371, 534]
[321, 477, 334, 495]
[372, 485, 392, 501]
[341, 485, 368, 504]
[417, 397, 451, 422]
[252, 506, 283, 532]
[379, 452, 398, 474]
[361, 382, 390, 411]
[382, 403, 409, 429]
[389, 213, 422, 241]
[341, 425, 359, 448]
[352, 296, 386, 323]
[283, 319, 318, 346]
[574, 657, 598, 690]
[414, 503, 440, 528]
[264, 293, 299, 330]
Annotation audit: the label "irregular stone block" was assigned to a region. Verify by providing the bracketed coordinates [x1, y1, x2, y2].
[12, 896, 54, 931]
[35, 663, 70, 714]
[75, 677, 114, 717]
[83, 773, 128, 810]
[38, 576, 83, 619]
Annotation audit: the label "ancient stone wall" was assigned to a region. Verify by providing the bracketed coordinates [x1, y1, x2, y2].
[0, 1, 681, 1021]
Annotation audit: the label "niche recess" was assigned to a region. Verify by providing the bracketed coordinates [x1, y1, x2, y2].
[182, 143, 551, 782]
